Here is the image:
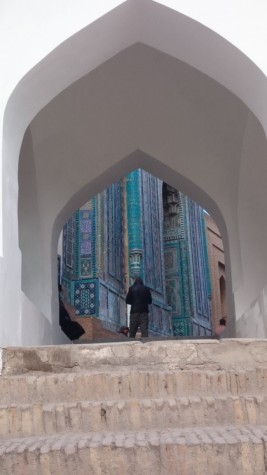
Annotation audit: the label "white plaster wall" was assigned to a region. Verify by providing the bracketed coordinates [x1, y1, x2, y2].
[1, 0, 267, 345]
[235, 111, 267, 336]
[20, 292, 67, 346]
[157, 0, 267, 77]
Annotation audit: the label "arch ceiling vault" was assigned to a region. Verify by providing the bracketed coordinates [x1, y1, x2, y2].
[1, 0, 267, 344]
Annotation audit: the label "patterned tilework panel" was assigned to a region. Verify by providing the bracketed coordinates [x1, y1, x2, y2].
[165, 276, 181, 315]
[107, 181, 123, 281]
[141, 171, 164, 293]
[78, 203, 96, 278]
[108, 290, 120, 324]
[74, 281, 97, 316]
[99, 283, 108, 319]
[149, 304, 173, 336]
[164, 242, 184, 321]
[187, 198, 211, 324]
[99, 283, 127, 329]
[149, 306, 163, 333]
[172, 317, 193, 337]
[80, 258, 92, 277]
[163, 184, 184, 241]
[178, 238, 192, 319]
[164, 247, 179, 274]
[62, 216, 75, 278]
[97, 193, 107, 280]
[162, 188, 188, 329]
[126, 170, 142, 252]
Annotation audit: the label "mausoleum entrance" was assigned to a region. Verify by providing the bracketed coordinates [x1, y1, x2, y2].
[58, 170, 226, 343]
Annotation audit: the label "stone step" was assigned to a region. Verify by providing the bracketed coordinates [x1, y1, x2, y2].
[1, 340, 266, 473]
[0, 425, 266, 475]
[1, 367, 266, 405]
[0, 396, 267, 438]
[2, 339, 267, 375]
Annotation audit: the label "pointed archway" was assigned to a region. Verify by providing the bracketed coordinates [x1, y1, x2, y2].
[2, 2, 267, 344]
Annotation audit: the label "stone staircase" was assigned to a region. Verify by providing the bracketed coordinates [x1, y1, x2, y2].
[0, 339, 267, 474]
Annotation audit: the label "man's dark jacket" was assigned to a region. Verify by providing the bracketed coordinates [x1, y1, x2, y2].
[126, 279, 152, 313]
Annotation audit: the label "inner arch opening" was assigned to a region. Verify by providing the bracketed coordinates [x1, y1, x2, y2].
[56, 167, 229, 341]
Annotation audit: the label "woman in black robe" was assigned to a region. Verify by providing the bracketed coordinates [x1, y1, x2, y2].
[58, 284, 85, 341]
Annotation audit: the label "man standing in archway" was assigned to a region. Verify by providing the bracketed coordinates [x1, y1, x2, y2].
[126, 277, 152, 338]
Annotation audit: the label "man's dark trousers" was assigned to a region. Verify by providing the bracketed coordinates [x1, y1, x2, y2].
[129, 312, 148, 338]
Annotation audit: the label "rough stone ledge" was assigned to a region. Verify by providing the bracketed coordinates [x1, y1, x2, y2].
[1, 425, 267, 453]
[1, 425, 267, 475]
[1, 395, 267, 438]
[1, 339, 267, 375]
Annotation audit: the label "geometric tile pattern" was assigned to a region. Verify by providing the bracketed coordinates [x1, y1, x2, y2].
[172, 316, 193, 337]
[74, 281, 96, 315]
